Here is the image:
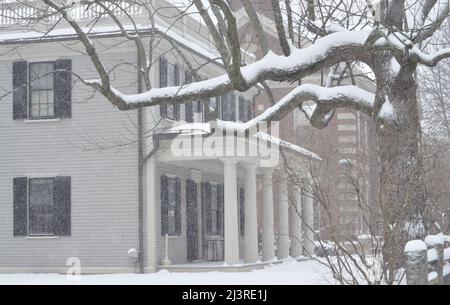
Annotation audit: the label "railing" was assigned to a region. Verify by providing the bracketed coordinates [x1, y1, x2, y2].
[0, 1, 143, 26]
[404, 234, 450, 285]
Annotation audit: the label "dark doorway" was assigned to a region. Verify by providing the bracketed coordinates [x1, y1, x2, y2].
[186, 179, 198, 261]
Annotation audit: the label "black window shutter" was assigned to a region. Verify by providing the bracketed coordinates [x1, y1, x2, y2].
[247, 99, 253, 121]
[185, 71, 192, 84]
[12, 61, 28, 120]
[54, 176, 71, 236]
[201, 181, 207, 233]
[159, 57, 168, 87]
[159, 57, 168, 118]
[13, 177, 27, 236]
[185, 103, 193, 123]
[175, 177, 181, 235]
[200, 182, 207, 256]
[160, 103, 168, 118]
[174, 64, 180, 120]
[160, 175, 169, 235]
[216, 95, 227, 121]
[174, 64, 180, 86]
[217, 184, 224, 236]
[205, 183, 212, 234]
[54, 59, 72, 118]
[184, 71, 194, 122]
[230, 93, 236, 122]
[239, 187, 245, 236]
[239, 96, 245, 122]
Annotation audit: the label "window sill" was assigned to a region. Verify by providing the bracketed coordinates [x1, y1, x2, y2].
[25, 235, 60, 239]
[207, 235, 224, 240]
[24, 118, 61, 123]
[162, 235, 181, 239]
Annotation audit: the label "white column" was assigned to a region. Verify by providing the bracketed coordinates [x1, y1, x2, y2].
[262, 168, 275, 261]
[277, 174, 289, 259]
[244, 164, 258, 263]
[290, 184, 303, 257]
[222, 159, 240, 265]
[302, 191, 315, 256]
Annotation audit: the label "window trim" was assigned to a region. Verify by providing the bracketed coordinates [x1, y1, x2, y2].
[27, 177, 56, 237]
[28, 61, 56, 121]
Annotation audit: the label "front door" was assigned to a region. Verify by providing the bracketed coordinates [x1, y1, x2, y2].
[186, 179, 198, 261]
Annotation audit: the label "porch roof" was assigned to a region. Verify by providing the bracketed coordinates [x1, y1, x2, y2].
[163, 121, 321, 161]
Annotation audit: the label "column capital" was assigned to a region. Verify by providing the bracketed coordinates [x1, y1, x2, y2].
[241, 161, 258, 170]
[262, 167, 273, 173]
[189, 169, 202, 183]
[220, 158, 240, 165]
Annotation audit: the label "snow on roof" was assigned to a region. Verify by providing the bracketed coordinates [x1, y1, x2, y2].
[162, 121, 321, 161]
[255, 131, 321, 161]
[153, 16, 223, 62]
[0, 7, 256, 64]
[165, 122, 211, 135]
[0, 21, 225, 64]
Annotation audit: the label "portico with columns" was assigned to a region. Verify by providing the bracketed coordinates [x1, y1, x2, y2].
[150, 123, 320, 271]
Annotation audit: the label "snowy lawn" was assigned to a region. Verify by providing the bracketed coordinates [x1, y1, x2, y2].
[0, 259, 335, 285]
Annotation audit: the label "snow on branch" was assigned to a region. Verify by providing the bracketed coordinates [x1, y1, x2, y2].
[91, 31, 373, 110]
[212, 84, 377, 133]
[374, 32, 450, 67]
[410, 48, 450, 67]
[38, 0, 442, 131]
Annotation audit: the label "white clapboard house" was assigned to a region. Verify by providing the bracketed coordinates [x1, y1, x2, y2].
[0, 1, 319, 273]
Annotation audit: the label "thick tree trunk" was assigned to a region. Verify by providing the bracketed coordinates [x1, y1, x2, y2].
[376, 66, 426, 283]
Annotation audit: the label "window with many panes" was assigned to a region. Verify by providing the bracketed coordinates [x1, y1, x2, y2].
[28, 178, 54, 236]
[209, 184, 219, 235]
[13, 176, 71, 237]
[239, 96, 253, 122]
[219, 93, 236, 121]
[193, 101, 204, 122]
[29, 62, 55, 119]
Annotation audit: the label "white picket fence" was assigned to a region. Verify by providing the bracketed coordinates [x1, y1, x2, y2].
[404, 234, 450, 285]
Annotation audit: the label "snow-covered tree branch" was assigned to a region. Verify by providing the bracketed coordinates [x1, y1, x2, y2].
[32, 0, 449, 132]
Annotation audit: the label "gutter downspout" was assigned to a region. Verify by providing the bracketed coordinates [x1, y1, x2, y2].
[137, 53, 144, 274]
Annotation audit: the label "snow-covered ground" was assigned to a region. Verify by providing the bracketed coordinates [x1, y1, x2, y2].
[0, 259, 335, 285]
